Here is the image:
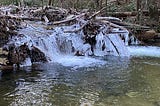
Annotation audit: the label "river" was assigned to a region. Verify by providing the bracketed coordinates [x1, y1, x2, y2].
[0, 54, 160, 106]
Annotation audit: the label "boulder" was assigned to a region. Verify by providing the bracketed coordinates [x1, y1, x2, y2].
[30, 46, 47, 62]
[135, 30, 156, 41]
[7, 44, 47, 66]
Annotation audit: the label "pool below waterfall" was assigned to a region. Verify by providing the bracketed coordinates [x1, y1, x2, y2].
[0, 55, 160, 106]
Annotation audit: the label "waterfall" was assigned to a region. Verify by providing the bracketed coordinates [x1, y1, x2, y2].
[7, 22, 131, 67]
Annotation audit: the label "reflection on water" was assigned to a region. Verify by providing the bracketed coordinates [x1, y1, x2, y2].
[0, 56, 160, 106]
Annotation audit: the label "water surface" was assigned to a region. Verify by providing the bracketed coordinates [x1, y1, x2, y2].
[0, 56, 160, 106]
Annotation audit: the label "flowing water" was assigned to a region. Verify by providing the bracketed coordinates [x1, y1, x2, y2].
[0, 22, 160, 106]
[0, 55, 160, 106]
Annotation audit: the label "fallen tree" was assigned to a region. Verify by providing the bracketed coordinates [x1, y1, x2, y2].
[104, 10, 160, 17]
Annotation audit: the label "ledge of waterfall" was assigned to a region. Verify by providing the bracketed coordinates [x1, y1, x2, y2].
[0, 6, 139, 68]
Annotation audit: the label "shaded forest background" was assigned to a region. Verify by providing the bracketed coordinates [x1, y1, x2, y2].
[0, 0, 159, 30]
[0, 0, 159, 12]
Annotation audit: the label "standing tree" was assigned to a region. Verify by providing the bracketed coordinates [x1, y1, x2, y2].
[136, 0, 142, 23]
[105, 0, 108, 16]
[48, 0, 52, 6]
[95, 0, 100, 9]
[20, 0, 24, 7]
[148, 0, 159, 22]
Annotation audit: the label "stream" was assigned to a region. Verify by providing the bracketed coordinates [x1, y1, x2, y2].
[0, 55, 160, 106]
[0, 21, 160, 106]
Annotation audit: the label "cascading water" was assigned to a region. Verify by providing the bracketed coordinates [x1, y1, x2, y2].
[7, 22, 131, 68]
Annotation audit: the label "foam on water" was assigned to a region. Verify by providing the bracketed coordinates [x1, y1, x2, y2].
[128, 46, 160, 57]
[20, 58, 32, 67]
[54, 55, 106, 68]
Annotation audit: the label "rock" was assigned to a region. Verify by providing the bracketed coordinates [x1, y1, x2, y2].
[7, 44, 47, 66]
[0, 65, 14, 71]
[30, 46, 47, 62]
[74, 51, 84, 56]
[7, 44, 30, 65]
[136, 30, 156, 41]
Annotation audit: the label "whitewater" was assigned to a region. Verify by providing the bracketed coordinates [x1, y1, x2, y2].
[6, 22, 160, 68]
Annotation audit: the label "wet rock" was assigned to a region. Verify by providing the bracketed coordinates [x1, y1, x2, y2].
[135, 30, 156, 41]
[30, 46, 47, 62]
[0, 48, 8, 65]
[7, 43, 47, 66]
[0, 65, 14, 72]
[7, 44, 30, 65]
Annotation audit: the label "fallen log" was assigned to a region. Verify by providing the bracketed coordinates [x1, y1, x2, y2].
[105, 10, 160, 17]
[109, 21, 150, 30]
[88, 7, 107, 20]
[95, 17, 150, 31]
[95, 16, 122, 22]
[64, 20, 89, 33]
[64, 7, 106, 33]
[100, 20, 127, 31]
[0, 15, 41, 21]
[106, 35, 120, 56]
[51, 13, 86, 25]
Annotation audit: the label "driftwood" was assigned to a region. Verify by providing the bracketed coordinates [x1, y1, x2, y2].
[0, 15, 41, 21]
[95, 16, 122, 22]
[88, 7, 106, 20]
[52, 7, 106, 27]
[64, 7, 106, 33]
[51, 13, 86, 25]
[100, 20, 127, 31]
[106, 35, 120, 56]
[64, 21, 89, 33]
[108, 20, 150, 30]
[95, 16, 150, 32]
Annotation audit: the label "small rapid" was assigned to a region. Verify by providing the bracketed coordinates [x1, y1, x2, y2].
[128, 46, 160, 57]
[6, 21, 131, 68]
[6, 20, 160, 68]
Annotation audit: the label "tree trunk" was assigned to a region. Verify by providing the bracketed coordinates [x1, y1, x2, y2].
[20, 0, 24, 7]
[105, 0, 108, 16]
[148, 0, 159, 22]
[100, 0, 103, 9]
[136, 0, 143, 23]
[48, 0, 52, 6]
[60, 0, 64, 8]
[94, 0, 99, 9]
